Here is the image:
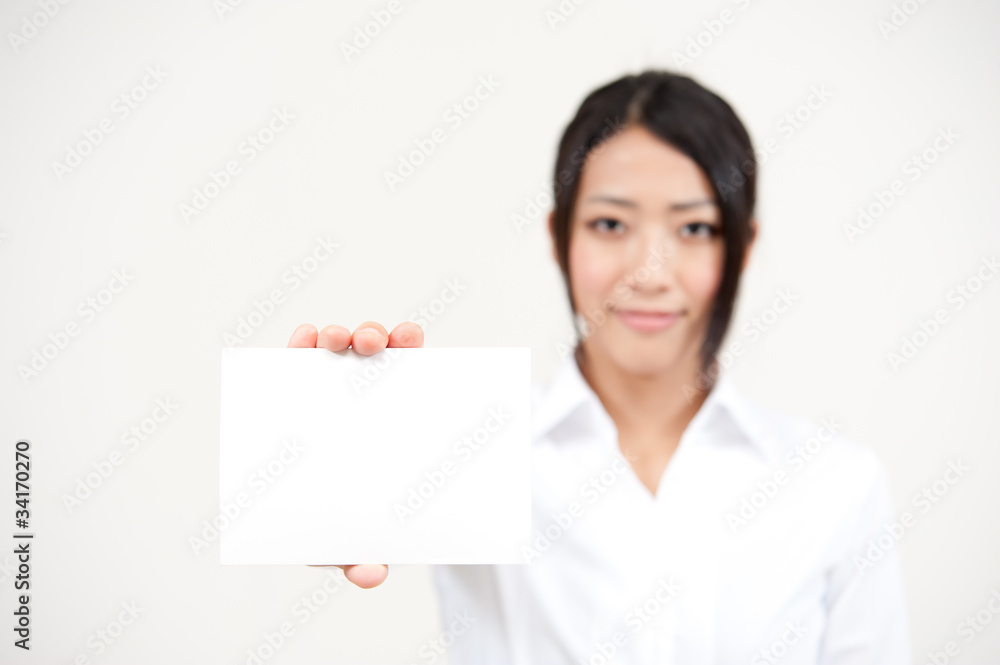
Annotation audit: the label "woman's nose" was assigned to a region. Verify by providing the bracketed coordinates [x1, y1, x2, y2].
[623, 234, 674, 291]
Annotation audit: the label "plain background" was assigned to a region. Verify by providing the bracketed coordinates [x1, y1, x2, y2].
[1, 0, 998, 662]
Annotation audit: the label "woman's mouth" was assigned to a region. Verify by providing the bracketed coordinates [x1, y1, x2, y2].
[615, 309, 682, 333]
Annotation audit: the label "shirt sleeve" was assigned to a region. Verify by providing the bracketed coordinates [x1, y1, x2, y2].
[818, 451, 912, 664]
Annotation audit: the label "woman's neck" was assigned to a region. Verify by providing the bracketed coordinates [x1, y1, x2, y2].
[575, 343, 714, 441]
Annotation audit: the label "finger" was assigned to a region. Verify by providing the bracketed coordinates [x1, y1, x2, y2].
[343, 564, 388, 589]
[288, 323, 318, 348]
[317, 324, 352, 353]
[350, 321, 388, 356]
[388, 321, 424, 348]
[306, 564, 388, 589]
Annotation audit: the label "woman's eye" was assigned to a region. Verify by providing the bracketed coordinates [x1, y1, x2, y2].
[588, 218, 625, 233]
[680, 222, 720, 238]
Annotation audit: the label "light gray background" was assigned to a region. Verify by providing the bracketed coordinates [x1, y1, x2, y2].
[1, 0, 998, 662]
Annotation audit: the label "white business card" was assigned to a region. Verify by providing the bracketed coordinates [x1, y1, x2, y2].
[219, 347, 532, 564]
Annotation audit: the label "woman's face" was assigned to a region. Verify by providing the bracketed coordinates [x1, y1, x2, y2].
[558, 124, 726, 379]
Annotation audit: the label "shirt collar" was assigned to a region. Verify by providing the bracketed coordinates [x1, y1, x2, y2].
[532, 352, 776, 462]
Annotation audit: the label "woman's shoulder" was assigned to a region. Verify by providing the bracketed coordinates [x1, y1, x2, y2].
[723, 379, 891, 503]
[722, 383, 899, 554]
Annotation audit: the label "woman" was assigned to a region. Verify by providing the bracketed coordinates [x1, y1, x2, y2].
[287, 70, 910, 663]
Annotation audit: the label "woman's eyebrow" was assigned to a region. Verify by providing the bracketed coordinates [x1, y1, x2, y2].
[582, 195, 717, 212]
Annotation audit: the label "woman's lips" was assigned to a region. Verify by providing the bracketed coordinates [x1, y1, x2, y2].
[616, 310, 681, 332]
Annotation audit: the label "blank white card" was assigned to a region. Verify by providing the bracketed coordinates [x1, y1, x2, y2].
[219, 347, 532, 565]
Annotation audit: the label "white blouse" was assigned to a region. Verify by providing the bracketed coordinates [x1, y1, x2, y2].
[432, 353, 911, 664]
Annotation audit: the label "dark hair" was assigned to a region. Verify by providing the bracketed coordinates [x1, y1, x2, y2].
[550, 69, 757, 382]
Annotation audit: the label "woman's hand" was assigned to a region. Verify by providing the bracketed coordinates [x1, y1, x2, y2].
[287, 320, 425, 589]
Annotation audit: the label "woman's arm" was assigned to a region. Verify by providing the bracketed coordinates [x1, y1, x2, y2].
[819, 453, 912, 664]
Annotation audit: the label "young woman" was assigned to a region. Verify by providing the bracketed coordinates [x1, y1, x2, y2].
[287, 70, 910, 663]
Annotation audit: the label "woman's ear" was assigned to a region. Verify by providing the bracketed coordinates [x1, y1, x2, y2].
[743, 218, 758, 271]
